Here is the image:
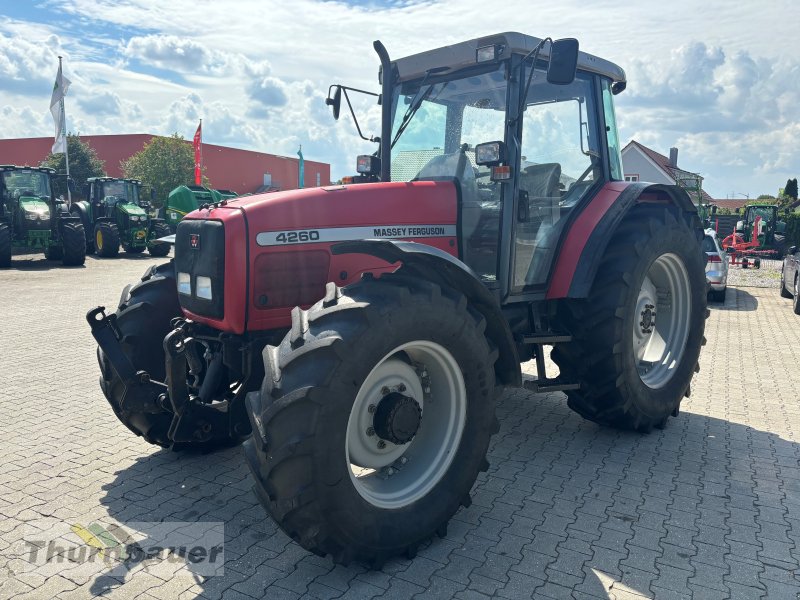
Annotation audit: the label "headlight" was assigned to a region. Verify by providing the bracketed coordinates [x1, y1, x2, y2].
[177, 272, 191, 295]
[25, 210, 48, 221]
[196, 276, 212, 300]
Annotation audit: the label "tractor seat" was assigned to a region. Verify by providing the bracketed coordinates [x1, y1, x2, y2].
[415, 150, 480, 238]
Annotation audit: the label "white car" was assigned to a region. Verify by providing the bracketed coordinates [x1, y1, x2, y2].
[703, 229, 729, 302]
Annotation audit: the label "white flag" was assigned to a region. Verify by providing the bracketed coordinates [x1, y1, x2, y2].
[50, 62, 71, 154]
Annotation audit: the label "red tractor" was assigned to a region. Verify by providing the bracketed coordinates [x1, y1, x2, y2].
[88, 33, 707, 566]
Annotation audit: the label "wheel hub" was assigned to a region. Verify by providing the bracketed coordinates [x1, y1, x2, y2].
[373, 391, 422, 445]
[639, 304, 656, 334]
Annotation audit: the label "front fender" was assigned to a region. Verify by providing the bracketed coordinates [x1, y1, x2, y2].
[333, 239, 521, 387]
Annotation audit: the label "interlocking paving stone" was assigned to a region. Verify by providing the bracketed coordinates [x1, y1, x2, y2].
[1, 260, 800, 599]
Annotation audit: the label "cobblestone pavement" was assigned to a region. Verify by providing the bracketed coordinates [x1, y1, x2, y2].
[0, 254, 799, 600]
[725, 258, 783, 289]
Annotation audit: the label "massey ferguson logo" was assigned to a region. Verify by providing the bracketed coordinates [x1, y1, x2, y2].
[189, 234, 200, 249]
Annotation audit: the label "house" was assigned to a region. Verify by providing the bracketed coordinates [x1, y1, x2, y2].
[621, 140, 713, 205]
[708, 199, 749, 212]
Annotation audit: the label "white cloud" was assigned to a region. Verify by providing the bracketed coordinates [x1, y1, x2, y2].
[3, 0, 800, 195]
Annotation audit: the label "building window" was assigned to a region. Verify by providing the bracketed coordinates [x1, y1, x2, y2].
[625, 174, 639, 182]
[316, 173, 321, 187]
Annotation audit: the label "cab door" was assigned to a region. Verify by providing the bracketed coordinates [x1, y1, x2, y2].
[507, 68, 605, 297]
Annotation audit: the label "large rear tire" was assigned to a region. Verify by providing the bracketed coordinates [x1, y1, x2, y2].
[552, 205, 707, 431]
[94, 222, 120, 258]
[97, 262, 242, 450]
[0, 223, 11, 268]
[244, 273, 500, 566]
[61, 221, 86, 266]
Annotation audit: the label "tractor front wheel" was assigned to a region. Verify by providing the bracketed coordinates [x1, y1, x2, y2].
[552, 205, 707, 431]
[148, 222, 171, 257]
[61, 221, 86, 266]
[244, 274, 500, 566]
[98, 262, 242, 450]
[94, 222, 120, 258]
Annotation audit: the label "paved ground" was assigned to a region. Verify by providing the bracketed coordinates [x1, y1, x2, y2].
[0, 253, 799, 600]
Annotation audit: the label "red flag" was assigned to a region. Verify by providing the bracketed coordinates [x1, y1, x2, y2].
[193, 122, 202, 185]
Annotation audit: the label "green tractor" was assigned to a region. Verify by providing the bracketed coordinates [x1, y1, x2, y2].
[734, 203, 787, 256]
[70, 177, 171, 258]
[162, 185, 238, 232]
[0, 165, 86, 267]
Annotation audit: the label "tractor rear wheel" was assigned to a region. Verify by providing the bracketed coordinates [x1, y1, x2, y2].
[94, 222, 120, 258]
[244, 274, 500, 566]
[148, 222, 171, 257]
[61, 221, 86, 266]
[98, 262, 241, 450]
[0, 223, 11, 268]
[552, 205, 707, 431]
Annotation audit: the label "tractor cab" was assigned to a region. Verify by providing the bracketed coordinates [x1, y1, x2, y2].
[87, 177, 144, 219]
[0, 166, 55, 244]
[328, 33, 626, 298]
[735, 203, 786, 251]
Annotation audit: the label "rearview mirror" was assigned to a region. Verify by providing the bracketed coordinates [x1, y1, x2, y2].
[547, 38, 579, 85]
[326, 85, 342, 120]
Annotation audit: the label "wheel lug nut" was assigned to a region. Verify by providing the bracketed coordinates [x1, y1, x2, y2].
[377, 440, 386, 449]
[368, 404, 376, 413]
[400, 456, 408, 464]
[366, 427, 375, 436]
[398, 383, 406, 392]
[381, 386, 390, 396]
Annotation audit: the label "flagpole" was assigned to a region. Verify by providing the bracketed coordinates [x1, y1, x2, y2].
[58, 56, 71, 204]
[199, 118, 203, 184]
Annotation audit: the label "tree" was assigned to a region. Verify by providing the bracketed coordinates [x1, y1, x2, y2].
[121, 133, 208, 208]
[757, 194, 776, 200]
[40, 133, 105, 200]
[784, 178, 798, 201]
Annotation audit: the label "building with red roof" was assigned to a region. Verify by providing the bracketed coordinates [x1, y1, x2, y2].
[621, 140, 714, 205]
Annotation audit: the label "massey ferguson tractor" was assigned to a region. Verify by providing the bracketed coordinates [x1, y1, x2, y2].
[88, 33, 707, 567]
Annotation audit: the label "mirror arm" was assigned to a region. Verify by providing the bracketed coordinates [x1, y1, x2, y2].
[342, 88, 375, 142]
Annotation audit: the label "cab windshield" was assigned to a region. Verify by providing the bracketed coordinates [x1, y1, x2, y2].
[100, 181, 138, 204]
[2, 171, 52, 200]
[389, 63, 508, 280]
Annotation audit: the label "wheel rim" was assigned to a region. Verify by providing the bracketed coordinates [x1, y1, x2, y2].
[632, 253, 691, 389]
[345, 340, 466, 509]
[95, 229, 103, 250]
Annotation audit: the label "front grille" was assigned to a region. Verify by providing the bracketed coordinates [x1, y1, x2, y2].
[175, 219, 225, 318]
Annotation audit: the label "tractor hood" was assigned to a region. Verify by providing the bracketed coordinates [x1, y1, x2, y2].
[117, 202, 147, 218]
[179, 181, 459, 334]
[19, 198, 51, 221]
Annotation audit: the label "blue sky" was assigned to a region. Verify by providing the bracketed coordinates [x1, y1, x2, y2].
[0, 0, 798, 198]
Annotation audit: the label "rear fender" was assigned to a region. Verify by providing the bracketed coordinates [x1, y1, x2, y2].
[547, 182, 698, 299]
[333, 239, 521, 387]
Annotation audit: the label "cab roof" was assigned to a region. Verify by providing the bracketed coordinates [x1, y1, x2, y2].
[0, 165, 55, 174]
[87, 176, 142, 185]
[392, 32, 626, 85]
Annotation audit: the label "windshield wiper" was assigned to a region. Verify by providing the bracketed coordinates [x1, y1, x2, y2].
[390, 66, 450, 149]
